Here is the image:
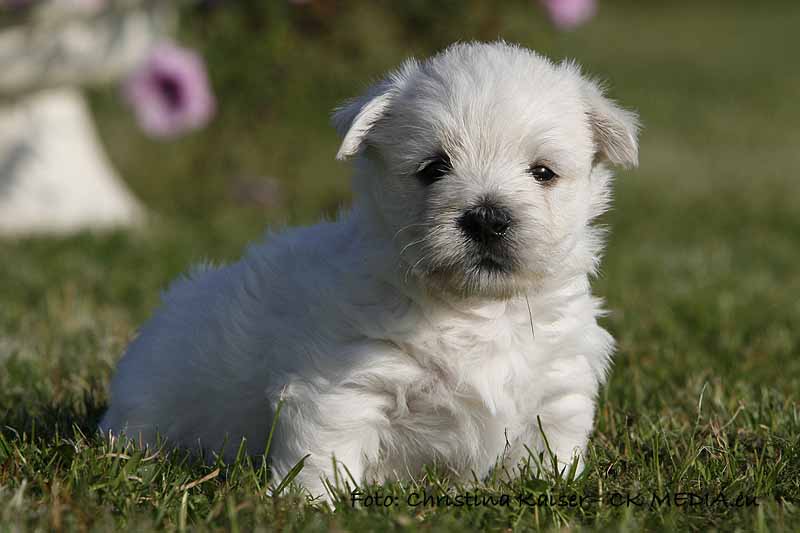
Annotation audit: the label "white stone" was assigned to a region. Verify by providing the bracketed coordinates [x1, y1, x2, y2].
[0, 3, 174, 235]
[0, 88, 144, 235]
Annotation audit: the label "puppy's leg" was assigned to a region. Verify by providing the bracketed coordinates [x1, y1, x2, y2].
[534, 392, 596, 477]
[522, 354, 602, 477]
[500, 391, 596, 479]
[270, 384, 388, 501]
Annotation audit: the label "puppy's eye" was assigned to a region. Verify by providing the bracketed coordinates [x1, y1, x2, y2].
[528, 165, 557, 183]
[416, 153, 452, 185]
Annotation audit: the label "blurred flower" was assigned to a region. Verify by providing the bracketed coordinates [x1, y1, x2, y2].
[540, 0, 596, 30]
[123, 42, 216, 139]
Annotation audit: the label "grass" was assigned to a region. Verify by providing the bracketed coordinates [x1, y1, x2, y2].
[1, 1, 799, 530]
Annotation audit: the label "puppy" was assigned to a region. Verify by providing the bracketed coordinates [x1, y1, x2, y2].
[101, 41, 639, 498]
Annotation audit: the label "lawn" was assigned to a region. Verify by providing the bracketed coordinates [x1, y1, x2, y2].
[1, 1, 799, 531]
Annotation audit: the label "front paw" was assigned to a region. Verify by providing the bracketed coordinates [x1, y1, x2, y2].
[550, 444, 585, 479]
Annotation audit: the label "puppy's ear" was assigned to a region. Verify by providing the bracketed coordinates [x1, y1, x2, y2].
[332, 82, 393, 161]
[332, 59, 418, 161]
[582, 80, 640, 169]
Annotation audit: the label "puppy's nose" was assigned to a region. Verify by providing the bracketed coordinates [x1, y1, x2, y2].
[458, 205, 512, 243]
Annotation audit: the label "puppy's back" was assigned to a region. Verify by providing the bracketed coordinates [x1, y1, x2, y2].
[100, 213, 371, 458]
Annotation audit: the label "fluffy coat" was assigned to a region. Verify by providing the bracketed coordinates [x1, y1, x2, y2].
[101, 41, 640, 499]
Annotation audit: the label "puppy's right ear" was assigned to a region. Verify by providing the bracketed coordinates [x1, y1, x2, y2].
[332, 59, 418, 161]
[332, 83, 393, 161]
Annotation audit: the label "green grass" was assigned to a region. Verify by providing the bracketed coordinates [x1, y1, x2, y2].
[1, 1, 799, 530]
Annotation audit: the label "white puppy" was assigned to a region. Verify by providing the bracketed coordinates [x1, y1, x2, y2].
[101, 41, 639, 498]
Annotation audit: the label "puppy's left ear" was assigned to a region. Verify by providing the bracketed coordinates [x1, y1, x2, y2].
[582, 80, 641, 169]
[332, 59, 418, 161]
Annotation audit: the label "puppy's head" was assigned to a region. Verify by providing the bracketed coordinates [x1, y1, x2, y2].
[334, 42, 639, 299]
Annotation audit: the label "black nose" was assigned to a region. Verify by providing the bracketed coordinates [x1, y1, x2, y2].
[458, 204, 512, 244]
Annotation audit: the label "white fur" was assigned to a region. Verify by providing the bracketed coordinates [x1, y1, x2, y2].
[101, 42, 639, 498]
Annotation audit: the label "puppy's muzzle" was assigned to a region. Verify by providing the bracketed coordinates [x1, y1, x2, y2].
[458, 204, 512, 245]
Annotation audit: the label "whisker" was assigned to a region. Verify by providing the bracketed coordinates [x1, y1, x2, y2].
[525, 294, 536, 341]
[398, 237, 427, 258]
[405, 253, 429, 285]
[392, 223, 429, 243]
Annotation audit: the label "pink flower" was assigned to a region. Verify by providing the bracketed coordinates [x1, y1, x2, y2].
[540, 0, 597, 30]
[123, 43, 216, 139]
